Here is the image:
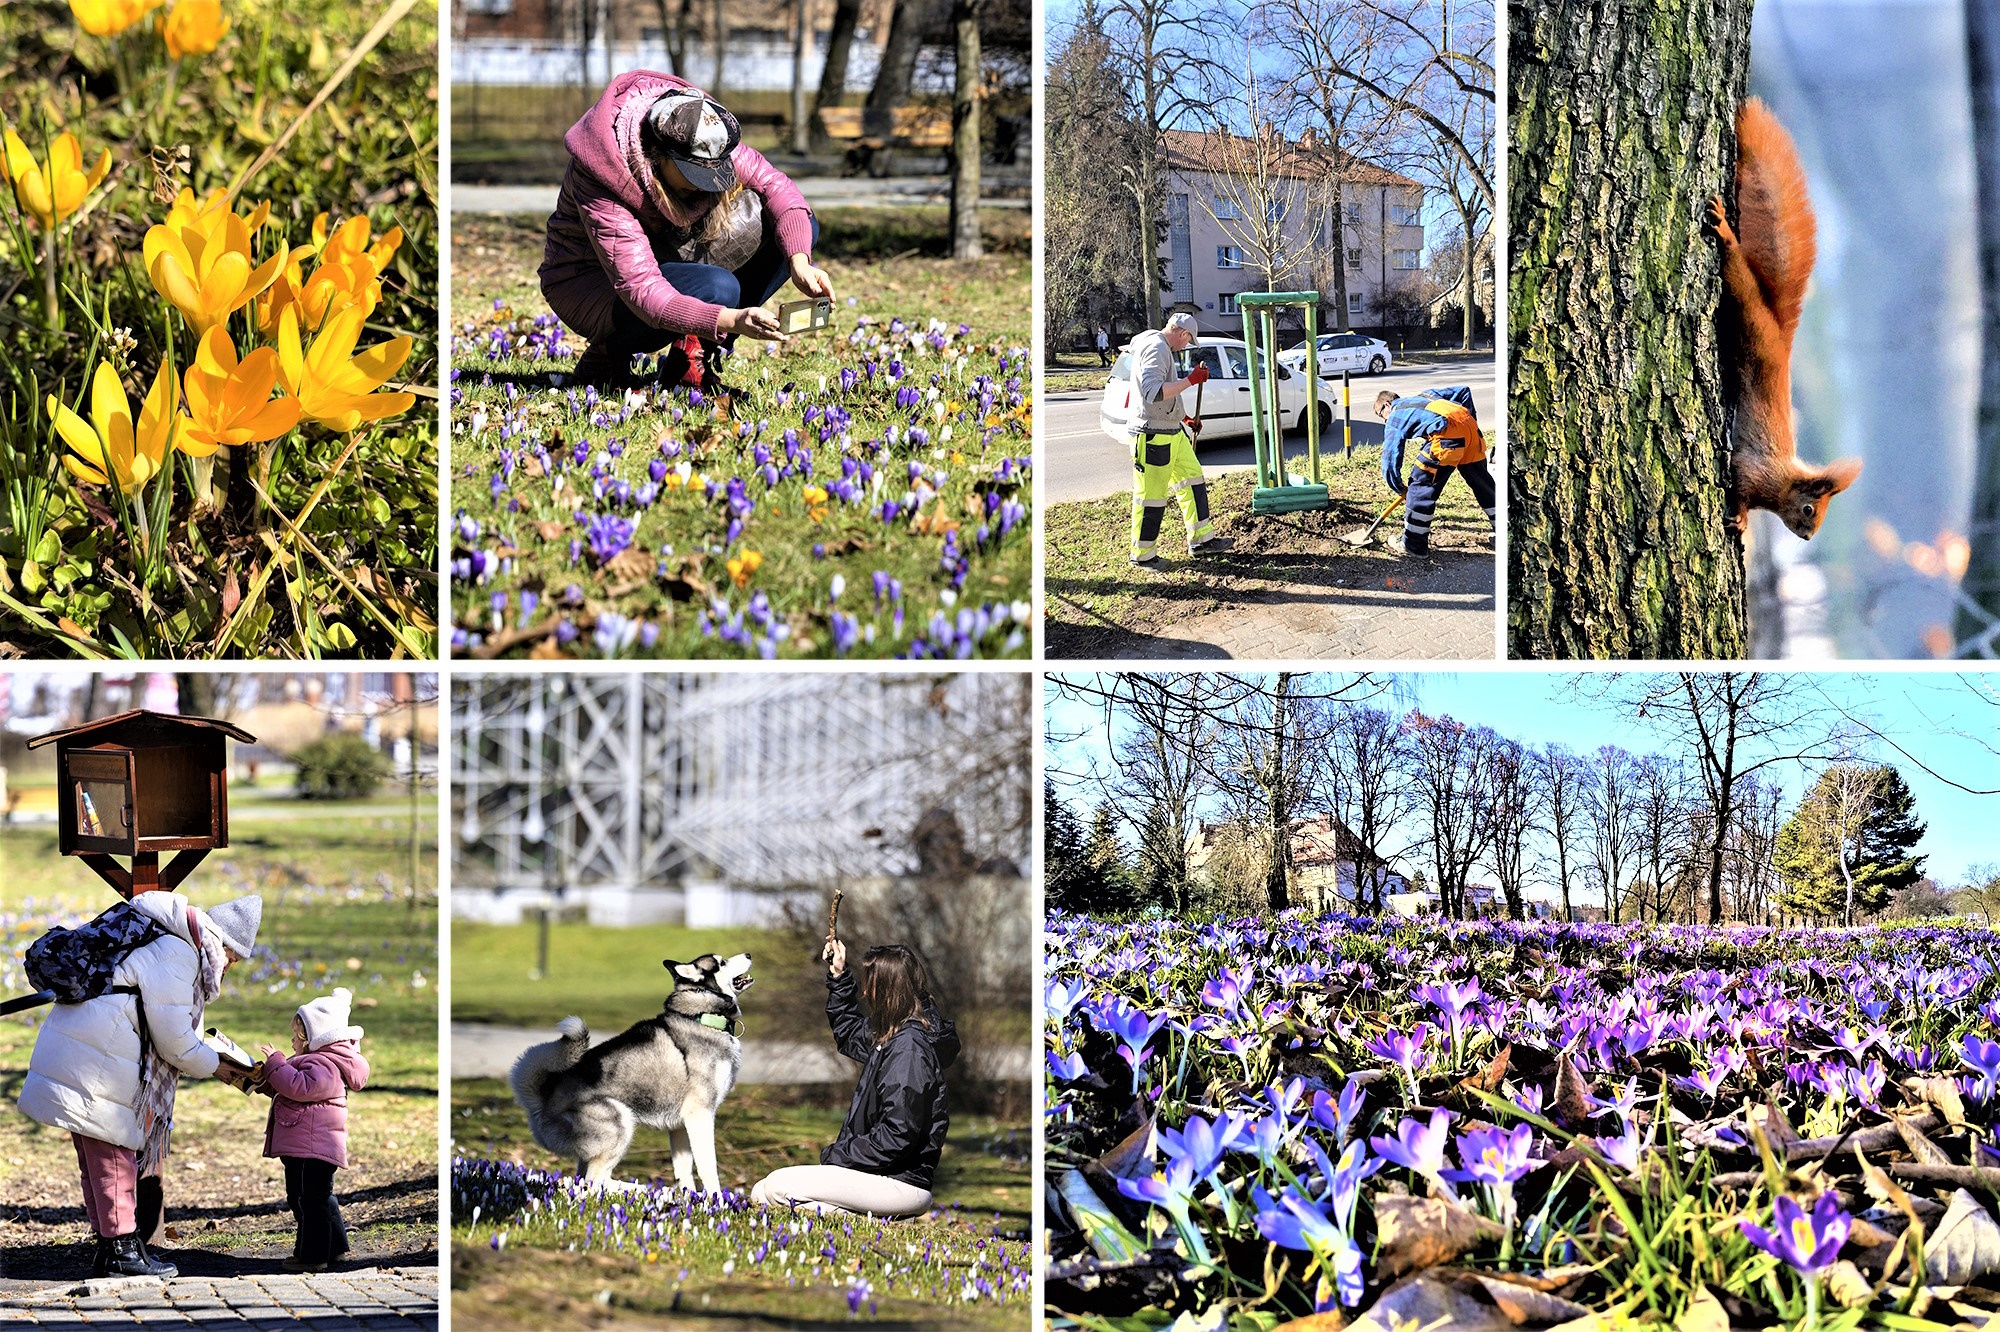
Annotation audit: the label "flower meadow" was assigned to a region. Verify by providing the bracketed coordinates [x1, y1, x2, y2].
[451, 1155, 1032, 1324]
[1046, 910, 2000, 1330]
[449, 287, 1033, 661]
[0, 0, 437, 658]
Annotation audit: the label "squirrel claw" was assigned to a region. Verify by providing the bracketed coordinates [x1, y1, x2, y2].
[1703, 195, 1735, 243]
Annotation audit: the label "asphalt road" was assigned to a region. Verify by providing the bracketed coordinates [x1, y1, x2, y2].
[1044, 359, 1499, 504]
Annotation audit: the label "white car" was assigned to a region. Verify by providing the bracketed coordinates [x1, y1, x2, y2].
[1278, 331, 1395, 377]
[1098, 337, 1332, 446]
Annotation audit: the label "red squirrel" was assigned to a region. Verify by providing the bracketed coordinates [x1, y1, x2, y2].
[1703, 98, 1862, 539]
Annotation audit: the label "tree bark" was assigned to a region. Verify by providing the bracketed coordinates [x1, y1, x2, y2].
[949, 0, 983, 258]
[1507, 0, 1752, 658]
[710, 0, 726, 96]
[790, 0, 812, 155]
[867, 0, 935, 114]
[1263, 673, 1295, 912]
[1961, 0, 2000, 651]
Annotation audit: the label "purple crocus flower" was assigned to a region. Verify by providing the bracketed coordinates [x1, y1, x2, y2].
[1963, 1034, 2000, 1102]
[1248, 1185, 1366, 1308]
[1158, 1112, 1239, 1183]
[1370, 1109, 1454, 1179]
[1739, 1192, 1851, 1275]
[1439, 1124, 1537, 1186]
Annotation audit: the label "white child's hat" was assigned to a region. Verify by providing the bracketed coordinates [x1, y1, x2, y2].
[297, 987, 364, 1051]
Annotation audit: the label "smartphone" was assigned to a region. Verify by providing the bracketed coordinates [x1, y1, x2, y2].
[778, 298, 833, 335]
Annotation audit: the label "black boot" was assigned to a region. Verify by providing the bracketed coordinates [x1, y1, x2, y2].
[570, 344, 643, 388]
[136, 1175, 164, 1248]
[88, 1235, 113, 1279]
[105, 1232, 176, 1279]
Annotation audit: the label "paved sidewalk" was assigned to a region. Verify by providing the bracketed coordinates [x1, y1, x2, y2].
[454, 177, 1029, 214]
[0, 1265, 437, 1328]
[452, 1023, 1032, 1081]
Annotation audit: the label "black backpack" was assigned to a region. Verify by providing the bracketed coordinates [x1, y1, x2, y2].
[24, 901, 167, 1003]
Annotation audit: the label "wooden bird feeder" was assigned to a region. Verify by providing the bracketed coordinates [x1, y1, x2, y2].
[25, 710, 255, 898]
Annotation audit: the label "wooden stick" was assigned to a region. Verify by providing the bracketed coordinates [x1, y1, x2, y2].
[825, 889, 843, 945]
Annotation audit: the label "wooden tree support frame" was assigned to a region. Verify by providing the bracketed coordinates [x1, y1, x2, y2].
[1239, 290, 1330, 515]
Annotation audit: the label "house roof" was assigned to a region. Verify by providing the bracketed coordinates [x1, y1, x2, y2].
[1162, 129, 1423, 190]
[26, 709, 258, 749]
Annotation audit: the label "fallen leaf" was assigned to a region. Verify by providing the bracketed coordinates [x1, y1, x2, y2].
[601, 547, 655, 584]
[1674, 1285, 1730, 1332]
[1898, 1120, 1954, 1167]
[1926, 1190, 2000, 1286]
[1345, 1272, 1513, 1332]
[1907, 1076, 1969, 1129]
[1274, 1315, 1349, 1332]
[1461, 1273, 1590, 1325]
[1373, 1194, 1504, 1278]
[1825, 1260, 1872, 1308]
[1552, 1053, 1594, 1130]
[536, 519, 567, 541]
[1097, 1115, 1155, 1180]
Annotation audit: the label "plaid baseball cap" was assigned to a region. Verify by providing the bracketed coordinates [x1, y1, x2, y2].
[643, 91, 741, 193]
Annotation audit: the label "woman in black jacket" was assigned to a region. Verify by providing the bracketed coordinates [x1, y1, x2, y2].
[748, 941, 957, 1216]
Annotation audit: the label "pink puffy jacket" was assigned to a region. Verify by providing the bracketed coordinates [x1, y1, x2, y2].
[262, 1040, 369, 1169]
[539, 71, 817, 343]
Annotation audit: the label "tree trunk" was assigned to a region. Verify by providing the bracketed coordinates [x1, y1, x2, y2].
[710, 0, 726, 95]
[1263, 674, 1294, 913]
[949, 0, 983, 258]
[656, 0, 690, 77]
[867, 0, 933, 113]
[1135, 162, 1163, 331]
[1962, 0, 2000, 651]
[1328, 182, 1350, 331]
[1459, 217, 1477, 348]
[1507, 0, 1752, 658]
[812, 0, 863, 147]
[790, 0, 812, 155]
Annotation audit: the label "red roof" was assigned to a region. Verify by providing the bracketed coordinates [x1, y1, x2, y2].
[1161, 128, 1423, 189]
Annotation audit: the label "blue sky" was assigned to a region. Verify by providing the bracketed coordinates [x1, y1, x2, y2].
[1044, 671, 2000, 886]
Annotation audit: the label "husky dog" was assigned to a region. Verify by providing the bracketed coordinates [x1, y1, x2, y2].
[510, 952, 754, 1192]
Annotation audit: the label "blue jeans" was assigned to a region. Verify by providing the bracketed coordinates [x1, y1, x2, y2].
[603, 214, 821, 357]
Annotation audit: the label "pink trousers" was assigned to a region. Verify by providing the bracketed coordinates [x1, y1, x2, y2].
[72, 1134, 138, 1238]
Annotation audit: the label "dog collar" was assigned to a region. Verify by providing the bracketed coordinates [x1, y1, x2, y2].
[699, 1013, 740, 1035]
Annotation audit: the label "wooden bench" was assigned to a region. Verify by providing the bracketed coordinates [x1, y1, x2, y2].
[817, 104, 952, 175]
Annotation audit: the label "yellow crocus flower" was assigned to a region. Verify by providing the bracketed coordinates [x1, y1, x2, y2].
[1, 129, 112, 229]
[181, 326, 301, 454]
[277, 303, 415, 432]
[47, 362, 179, 494]
[70, 0, 163, 36]
[313, 212, 403, 275]
[161, 0, 228, 58]
[144, 189, 288, 336]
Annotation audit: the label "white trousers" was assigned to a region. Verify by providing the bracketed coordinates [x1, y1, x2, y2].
[749, 1164, 933, 1217]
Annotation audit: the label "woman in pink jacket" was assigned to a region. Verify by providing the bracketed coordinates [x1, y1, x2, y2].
[541, 71, 835, 389]
[258, 987, 370, 1273]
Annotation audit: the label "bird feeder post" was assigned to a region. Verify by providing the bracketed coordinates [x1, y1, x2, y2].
[27, 710, 256, 900]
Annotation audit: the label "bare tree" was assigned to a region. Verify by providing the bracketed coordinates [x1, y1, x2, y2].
[1579, 673, 1830, 925]
[1400, 711, 1499, 919]
[1109, 685, 1215, 913]
[949, 0, 986, 258]
[789, 0, 813, 154]
[1213, 672, 1309, 911]
[1584, 744, 1640, 923]
[1315, 704, 1408, 912]
[1530, 742, 1587, 922]
[1484, 737, 1541, 920]
[654, 0, 694, 77]
[1630, 754, 1693, 923]
[1188, 66, 1342, 299]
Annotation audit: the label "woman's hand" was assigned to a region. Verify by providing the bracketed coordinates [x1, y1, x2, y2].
[718, 306, 785, 342]
[823, 938, 847, 977]
[789, 254, 834, 302]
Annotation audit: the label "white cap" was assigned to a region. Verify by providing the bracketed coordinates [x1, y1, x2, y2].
[1164, 312, 1200, 344]
[297, 987, 365, 1051]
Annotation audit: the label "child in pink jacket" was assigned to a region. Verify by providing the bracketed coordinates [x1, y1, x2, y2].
[540, 71, 835, 390]
[258, 987, 369, 1273]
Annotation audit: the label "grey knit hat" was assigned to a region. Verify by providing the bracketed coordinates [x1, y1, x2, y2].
[204, 895, 262, 958]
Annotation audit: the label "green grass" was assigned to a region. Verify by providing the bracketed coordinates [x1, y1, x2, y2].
[1044, 444, 1494, 653]
[0, 0, 438, 659]
[451, 920, 818, 1036]
[448, 208, 1032, 661]
[1044, 348, 1113, 395]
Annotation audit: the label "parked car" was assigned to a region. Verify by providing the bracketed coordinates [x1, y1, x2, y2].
[1098, 337, 1333, 446]
[1277, 331, 1395, 377]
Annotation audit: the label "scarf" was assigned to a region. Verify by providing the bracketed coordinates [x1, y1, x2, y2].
[135, 909, 227, 1176]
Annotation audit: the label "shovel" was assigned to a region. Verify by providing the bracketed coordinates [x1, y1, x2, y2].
[1342, 493, 1404, 547]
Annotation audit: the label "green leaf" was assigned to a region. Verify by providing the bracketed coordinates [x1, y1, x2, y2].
[20, 559, 44, 593]
[31, 529, 59, 565]
[368, 493, 392, 526]
[325, 621, 357, 650]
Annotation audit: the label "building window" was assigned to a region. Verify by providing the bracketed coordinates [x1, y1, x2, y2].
[1390, 203, 1422, 226]
[1217, 246, 1243, 270]
[464, 0, 513, 11]
[1345, 203, 1362, 224]
[1348, 292, 1365, 314]
[1213, 195, 1241, 221]
[1346, 247, 1361, 270]
[1393, 249, 1422, 270]
[1220, 293, 1242, 314]
[1266, 200, 1286, 223]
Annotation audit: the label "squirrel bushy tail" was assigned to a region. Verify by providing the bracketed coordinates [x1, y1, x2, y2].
[1704, 98, 1862, 540]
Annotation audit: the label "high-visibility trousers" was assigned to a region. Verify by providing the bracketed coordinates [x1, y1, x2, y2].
[1130, 429, 1214, 560]
[1404, 458, 1497, 552]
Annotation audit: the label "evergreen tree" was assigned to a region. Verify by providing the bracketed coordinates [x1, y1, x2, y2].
[1045, 779, 1091, 913]
[1775, 765, 1927, 921]
[1079, 802, 1141, 915]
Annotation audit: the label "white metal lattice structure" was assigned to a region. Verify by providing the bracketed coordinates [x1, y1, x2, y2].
[451, 673, 1029, 892]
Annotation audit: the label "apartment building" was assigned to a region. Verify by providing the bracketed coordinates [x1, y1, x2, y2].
[1159, 128, 1427, 336]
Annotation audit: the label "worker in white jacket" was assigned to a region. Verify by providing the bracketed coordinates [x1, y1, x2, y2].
[19, 891, 262, 1279]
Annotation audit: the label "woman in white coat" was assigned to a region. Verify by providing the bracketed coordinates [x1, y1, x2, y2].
[18, 892, 262, 1279]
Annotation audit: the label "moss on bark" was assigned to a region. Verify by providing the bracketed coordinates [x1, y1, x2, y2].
[1507, 0, 1753, 658]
